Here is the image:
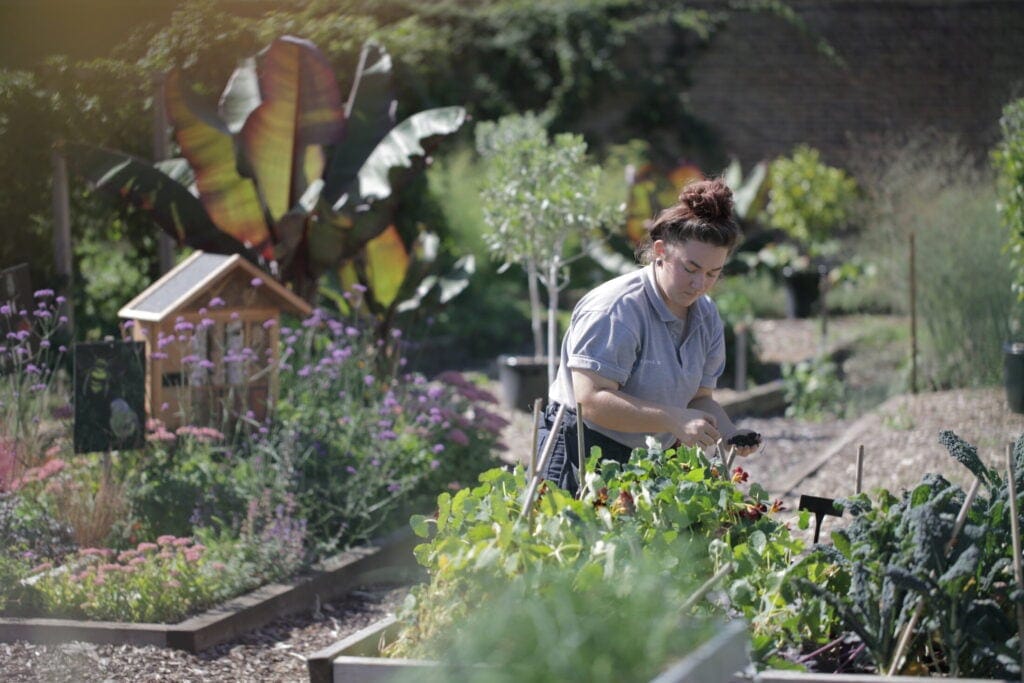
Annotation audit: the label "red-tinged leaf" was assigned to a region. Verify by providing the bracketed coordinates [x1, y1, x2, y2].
[65, 143, 254, 259]
[363, 225, 409, 308]
[241, 36, 345, 223]
[322, 40, 396, 206]
[165, 69, 271, 252]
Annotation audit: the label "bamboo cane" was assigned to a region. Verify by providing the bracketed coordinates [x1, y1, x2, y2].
[680, 561, 735, 612]
[576, 402, 586, 499]
[1004, 443, 1024, 683]
[887, 475, 981, 675]
[517, 403, 566, 523]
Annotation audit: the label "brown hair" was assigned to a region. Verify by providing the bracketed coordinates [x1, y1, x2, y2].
[637, 178, 741, 264]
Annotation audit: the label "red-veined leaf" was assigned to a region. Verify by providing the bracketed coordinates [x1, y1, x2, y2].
[241, 36, 344, 223]
[165, 69, 271, 253]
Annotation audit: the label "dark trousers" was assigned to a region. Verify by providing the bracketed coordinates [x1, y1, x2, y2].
[537, 402, 633, 496]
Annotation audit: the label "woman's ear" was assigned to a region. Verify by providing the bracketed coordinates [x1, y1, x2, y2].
[652, 239, 666, 261]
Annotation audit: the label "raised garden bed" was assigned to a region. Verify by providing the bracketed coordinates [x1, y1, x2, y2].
[0, 527, 419, 653]
[308, 615, 750, 683]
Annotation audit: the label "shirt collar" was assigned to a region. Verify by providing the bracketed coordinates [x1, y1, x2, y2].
[642, 264, 707, 326]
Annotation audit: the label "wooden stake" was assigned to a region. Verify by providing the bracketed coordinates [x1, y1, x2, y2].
[517, 403, 566, 523]
[528, 398, 542, 479]
[1005, 443, 1024, 683]
[909, 232, 918, 394]
[575, 402, 586, 499]
[855, 444, 864, 495]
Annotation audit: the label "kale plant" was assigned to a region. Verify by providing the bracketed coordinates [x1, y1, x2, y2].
[797, 431, 1024, 677]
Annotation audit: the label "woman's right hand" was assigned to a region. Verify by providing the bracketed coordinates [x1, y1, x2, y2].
[672, 409, 720, 450]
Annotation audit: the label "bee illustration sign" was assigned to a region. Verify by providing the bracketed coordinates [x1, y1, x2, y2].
[73, 341, 146, 453]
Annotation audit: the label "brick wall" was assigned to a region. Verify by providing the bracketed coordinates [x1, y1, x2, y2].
[684, 0, 1024, 171]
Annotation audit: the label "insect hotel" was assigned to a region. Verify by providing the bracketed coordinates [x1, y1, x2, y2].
[118, 251, 312, 430]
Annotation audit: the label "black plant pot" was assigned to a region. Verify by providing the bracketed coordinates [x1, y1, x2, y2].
[782, 267, 824, 319]
[497, 355, 553, 412]
[1004, 342, 1024, 414]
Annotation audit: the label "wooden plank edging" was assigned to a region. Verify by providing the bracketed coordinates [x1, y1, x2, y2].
[0, 526, 419, 653]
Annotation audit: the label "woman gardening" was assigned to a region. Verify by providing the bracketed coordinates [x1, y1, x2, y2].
[540, 178, 763, 494]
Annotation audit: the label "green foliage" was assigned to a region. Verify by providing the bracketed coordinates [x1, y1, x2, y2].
[766, 145, 858, 252]
[782, 357, 845, 420]
[399, 553, 718, 683]
[993, 97, 1024, 310]
[124, 428, 248, 540]
[388, 445, 804, 669]
[269, 312, 505, 554]
[854, 136, 1013, 387]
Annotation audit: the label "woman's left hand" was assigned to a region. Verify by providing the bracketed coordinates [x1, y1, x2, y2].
[722, 429, 763, 458]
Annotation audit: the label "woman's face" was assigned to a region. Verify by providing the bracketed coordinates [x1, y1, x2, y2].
[652, 239, 729, 317]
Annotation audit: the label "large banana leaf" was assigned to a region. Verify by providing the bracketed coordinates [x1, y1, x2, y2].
[322, 40, 396, 207]
[165, 69, 271, 254]
[341, 107, 467, 208]
[65, 143, 254, 258]
[240, 36, 345, 223]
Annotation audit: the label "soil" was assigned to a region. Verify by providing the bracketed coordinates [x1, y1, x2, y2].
[3, 315, 1021, 680]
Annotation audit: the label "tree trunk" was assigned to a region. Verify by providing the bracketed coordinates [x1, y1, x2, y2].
[546, 261, 559, 387]
[526, 260, 543, 358]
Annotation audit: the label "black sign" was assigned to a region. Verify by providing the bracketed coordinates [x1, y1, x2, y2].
[73, 341, 146, 453]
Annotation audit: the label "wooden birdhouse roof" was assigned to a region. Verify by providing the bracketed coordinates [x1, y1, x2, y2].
[118, 251, 312, 322]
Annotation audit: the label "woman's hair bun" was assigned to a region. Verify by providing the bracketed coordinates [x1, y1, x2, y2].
[678, 178, 734, 223]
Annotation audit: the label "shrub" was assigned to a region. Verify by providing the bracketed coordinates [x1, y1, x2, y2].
[766, 145, 859, 252]
[782, 357, 845, 420]
[853, 136, 1013, 387]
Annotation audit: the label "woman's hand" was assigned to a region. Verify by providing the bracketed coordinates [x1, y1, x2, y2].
[672, 409, 720, 450]
[722, 428, 762, 457]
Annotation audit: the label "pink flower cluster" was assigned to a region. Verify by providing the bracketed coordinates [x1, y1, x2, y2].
[55, 535, 207, 585]
[174, 425, 225, 443]
[6, 457, 67, 492]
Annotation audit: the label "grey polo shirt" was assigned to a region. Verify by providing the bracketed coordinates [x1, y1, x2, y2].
[548, 264, 726, 449]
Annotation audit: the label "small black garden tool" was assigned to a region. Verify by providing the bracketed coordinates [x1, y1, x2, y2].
[798, 494, 842, 544]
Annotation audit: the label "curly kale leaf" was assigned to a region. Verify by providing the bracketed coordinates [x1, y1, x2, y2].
[939, 430, 999, 489]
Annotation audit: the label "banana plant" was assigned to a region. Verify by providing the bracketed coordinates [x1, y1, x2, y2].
[68, 36, 466, 302]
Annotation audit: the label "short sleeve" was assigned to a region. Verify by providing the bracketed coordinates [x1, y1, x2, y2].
[564, 308, 640, 386]
[701, 307, 727, 388]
